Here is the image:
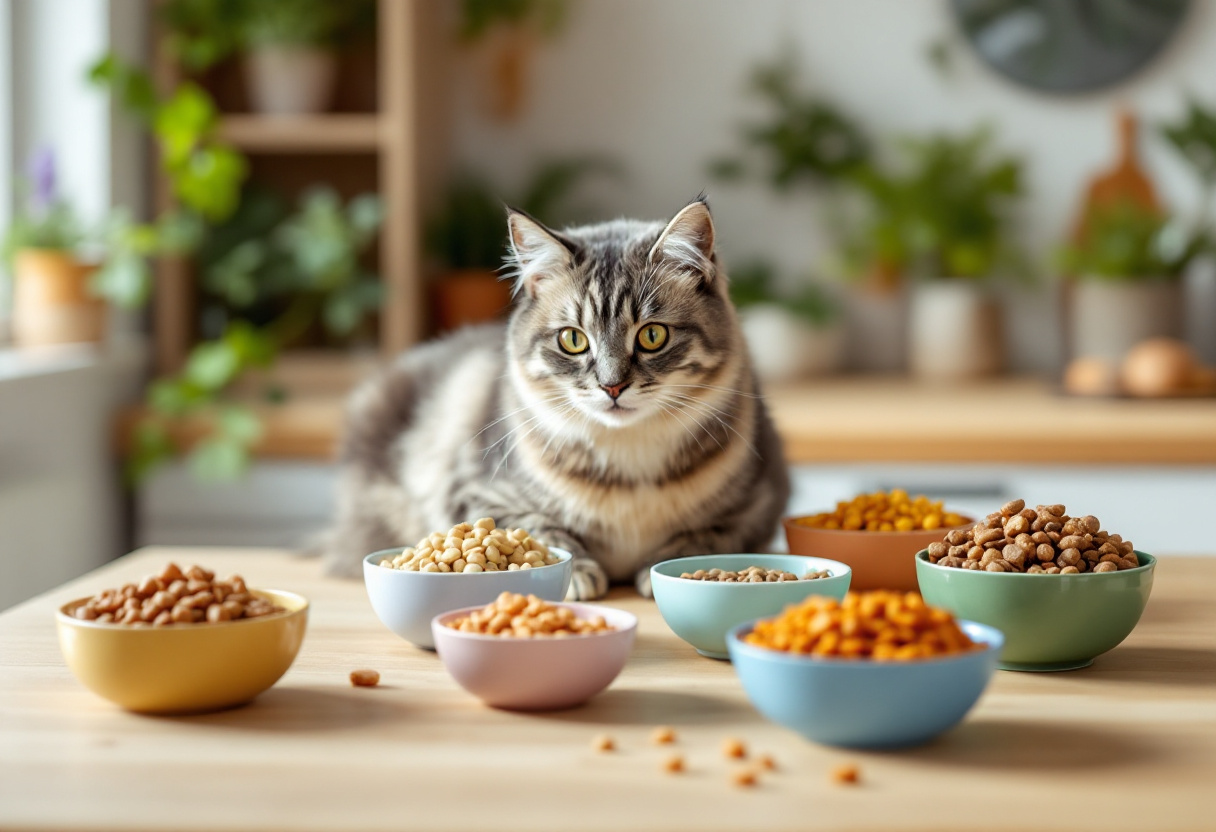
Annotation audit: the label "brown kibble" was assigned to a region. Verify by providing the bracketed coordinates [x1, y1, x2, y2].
[1004, 515, 1029, 535]
[651, 726, 676, 745]
[592, 734, 615, 752]
[1093, 561, 1118, 573]
[731, 769, 758, 788]
[662, 754, 685, 774]
[831, 763, 861, 785]
[1001, 499, 1025, 516]
[722, 737, 747, 759]
[73, 566, 282, 627]
[349, 669, 380, 687]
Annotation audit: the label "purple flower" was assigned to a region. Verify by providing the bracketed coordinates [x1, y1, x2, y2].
[27, 146, 57, 214]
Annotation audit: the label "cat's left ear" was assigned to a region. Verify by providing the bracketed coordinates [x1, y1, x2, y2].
[506, 208, 578, 299]
[648, 198, 717, 281]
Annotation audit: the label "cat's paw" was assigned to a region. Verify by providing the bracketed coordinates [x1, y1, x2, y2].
[565, 559, 609, 601]
[634, 566, 653, 599]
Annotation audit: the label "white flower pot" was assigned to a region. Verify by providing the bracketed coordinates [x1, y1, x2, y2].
[1069, 279, 1183, 363]
[738, 303, 846, 384]
[246, 46, 337, 116]
[907, 281, 1003, 381]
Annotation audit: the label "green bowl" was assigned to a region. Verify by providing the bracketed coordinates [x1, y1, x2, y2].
[915, 550, 1155, 672]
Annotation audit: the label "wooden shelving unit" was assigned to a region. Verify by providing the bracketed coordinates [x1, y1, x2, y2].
[150, 0, 428, 374]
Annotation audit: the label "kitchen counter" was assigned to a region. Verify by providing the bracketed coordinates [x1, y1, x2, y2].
[118, 375, 1216, 465]
[2, 547, 1213, 831]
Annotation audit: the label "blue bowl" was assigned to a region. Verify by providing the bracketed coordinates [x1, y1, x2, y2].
[726, 620, 1003, 748]
[651, 554, 851, 659]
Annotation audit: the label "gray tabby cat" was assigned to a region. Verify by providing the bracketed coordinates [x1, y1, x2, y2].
[321, 198, 790, 599]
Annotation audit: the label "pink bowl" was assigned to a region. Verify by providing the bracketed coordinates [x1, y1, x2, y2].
[431, 602, 637, 711]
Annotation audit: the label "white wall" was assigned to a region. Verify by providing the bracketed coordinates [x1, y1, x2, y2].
[447, 0, 1216, 371]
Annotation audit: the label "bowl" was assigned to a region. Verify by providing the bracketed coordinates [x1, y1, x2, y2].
[56, 589, 308, 714]
[915, 550, 1156, 671]
[783, 515, 974, 592]
[431, 602, 637, 710]
[650, 554, 851, 659]
[363, 547, 573, 649]
[726, 619, 1003, 748]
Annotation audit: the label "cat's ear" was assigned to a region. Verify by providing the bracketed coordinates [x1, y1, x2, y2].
[506, 207, 578, 299]
[648, 198, 717, 281]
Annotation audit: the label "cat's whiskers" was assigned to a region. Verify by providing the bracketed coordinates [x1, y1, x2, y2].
[465, 392, 566, 449]
[664, 383, 761, 400]
[663, 392, 761, 459]
[654, 399, 711, 454]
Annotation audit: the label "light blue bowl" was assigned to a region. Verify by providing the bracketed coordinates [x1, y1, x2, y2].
[726, 620, 1003, 748]
[651, 554, 851, 659]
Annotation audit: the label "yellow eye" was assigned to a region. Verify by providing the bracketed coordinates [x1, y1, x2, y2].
[558, 327, 589, 354]
[637, 323, 669, 352]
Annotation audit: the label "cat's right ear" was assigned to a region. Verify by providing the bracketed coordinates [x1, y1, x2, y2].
[506, 208, 577, 300]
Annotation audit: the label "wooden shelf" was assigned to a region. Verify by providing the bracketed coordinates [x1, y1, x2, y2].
[217, 114, 384, 152]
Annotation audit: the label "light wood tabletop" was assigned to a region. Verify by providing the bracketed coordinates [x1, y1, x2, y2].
[2, 547, 1213, 832]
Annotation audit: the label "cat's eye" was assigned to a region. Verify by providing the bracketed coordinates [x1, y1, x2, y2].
[558, 327, 589, 354]
[637, 323, 669, 352]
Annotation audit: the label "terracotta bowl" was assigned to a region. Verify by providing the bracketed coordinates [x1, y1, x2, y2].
[782, 515, 974, 592]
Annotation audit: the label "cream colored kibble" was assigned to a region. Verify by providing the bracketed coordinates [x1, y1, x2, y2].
[379, 519, 561, 573]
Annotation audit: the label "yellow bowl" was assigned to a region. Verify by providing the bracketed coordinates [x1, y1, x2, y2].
[56, 589, 308, 714]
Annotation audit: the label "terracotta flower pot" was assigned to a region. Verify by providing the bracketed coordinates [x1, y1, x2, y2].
[246, 46, 337, 115]
[11, 249, 106, 347]
[432, 270, 514, 332]
[908, 280, 1003, 380]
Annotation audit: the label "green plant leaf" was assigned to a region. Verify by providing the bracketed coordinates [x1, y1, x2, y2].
[188, 435, 250, 481]
[184, 340, 241, 390]
[91, 251, 151, 308]
[217, 405, 263, 445]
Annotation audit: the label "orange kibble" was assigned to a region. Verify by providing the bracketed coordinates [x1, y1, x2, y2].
[731, 769, 758, 788]
[592, 734, 615, 752]
[757, 753, 777, 771]
[651, 726, 677, 745]
[662, 754, 685, 774]
[831, 763, 860, 785]
[349, 669, 380, 687]
[796, 490, 964, 534]
[722, 737, 747, 759]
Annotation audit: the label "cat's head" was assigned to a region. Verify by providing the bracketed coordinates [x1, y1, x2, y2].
[505, 198, 743, 429]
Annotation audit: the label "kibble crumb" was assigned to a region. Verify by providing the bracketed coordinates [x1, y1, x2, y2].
[592, 734, 615, 752]
[662, 754, 685, 774]
[756, 753, 776, 771]
[722, 737, 747, 759]
[731, 769, 758, 788]
[349, 669, 380, 687]
[651, 725, 676, 745]
[831, 763, 860, 785]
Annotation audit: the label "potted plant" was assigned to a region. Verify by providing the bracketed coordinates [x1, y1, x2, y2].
[729, 261, 845, 383]
[241, 0, 352, 115]
[1057, 200, 1201, 363]
[846, 128, 1025, 380]
[458, 0, 569, 121]
[3, 149, 104, 347]
[425, 157, 620, 332]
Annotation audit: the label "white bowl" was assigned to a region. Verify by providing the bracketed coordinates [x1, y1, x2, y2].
[363, 548, 573, 649]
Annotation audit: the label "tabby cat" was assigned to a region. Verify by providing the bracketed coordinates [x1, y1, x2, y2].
[321, 198, 790, 599]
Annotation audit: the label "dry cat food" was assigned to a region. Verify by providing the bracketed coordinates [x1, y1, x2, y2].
[745, 591, 979, 660]
[349, 669, 381, 687]
[721, 738, 748, 759]
[926, 500, 1140, 574]
[70, 563, 283, 627]
[678, 565, 830, 582]
[795, 489, 968, 532]
[662, 754, 685, 774]
[446, 592, 613, 638]
[592, 734, 615, 752]
[379, 518, 560, 573]
[651, 726, 677, 745]
[831, 763, 861, 785]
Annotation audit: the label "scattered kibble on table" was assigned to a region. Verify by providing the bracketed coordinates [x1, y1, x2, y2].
[796, 489, 967, 532]
[349, 669, 380, 687]
[831, 763, 860, 785]
[651, 726, 676, 745]
[722, 738, 747, 759]
[731, 769, 758, 788]
[662, 754, 685, 774]
[592, 734, 615, 752]
[756, 753, 777, 771]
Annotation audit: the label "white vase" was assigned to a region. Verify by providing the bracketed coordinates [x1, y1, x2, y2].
[907, 281, 1003, 380]
[738, 303, 846, 384]
[1069, 279, 1183, 363]
[246, 46, 337, 116]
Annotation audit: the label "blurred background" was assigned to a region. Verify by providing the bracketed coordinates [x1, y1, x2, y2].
[3, 0, 1215, 610]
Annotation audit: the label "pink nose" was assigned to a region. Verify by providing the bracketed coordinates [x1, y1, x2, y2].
[601, 382, 629, 400]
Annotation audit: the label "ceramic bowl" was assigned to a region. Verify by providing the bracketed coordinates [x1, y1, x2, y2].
[363, 548, 573, 650]
[783, 515, 974, 592]
[915, 550, 1156, 671]
[431, 602, 637, 710]
[727, 619, 1003, 748]
[650, 554, 851, 659]
[56, 589, 308, 714]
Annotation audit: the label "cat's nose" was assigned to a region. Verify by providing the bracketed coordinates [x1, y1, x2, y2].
[601, 381, 631, 400]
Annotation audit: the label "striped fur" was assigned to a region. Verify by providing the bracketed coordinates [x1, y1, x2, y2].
[321, 199, 790, 599]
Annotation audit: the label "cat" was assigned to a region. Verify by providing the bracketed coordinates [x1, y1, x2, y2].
[321, 197, 790, 600]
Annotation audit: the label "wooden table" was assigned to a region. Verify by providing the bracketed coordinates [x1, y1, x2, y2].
[2, 548, 1213, 832]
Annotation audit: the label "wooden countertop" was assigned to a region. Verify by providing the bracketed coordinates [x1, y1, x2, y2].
[2, 547, 1213, 831]
[118, 375, 1216, 466]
